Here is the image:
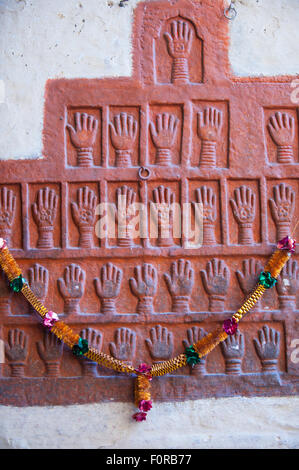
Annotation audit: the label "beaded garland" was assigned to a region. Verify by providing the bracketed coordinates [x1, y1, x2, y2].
[0, 235, 295, 421]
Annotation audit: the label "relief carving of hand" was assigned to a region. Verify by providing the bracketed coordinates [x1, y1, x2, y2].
[37, 331, 63, 377]
[220, 330, 245, 375]
[5, 329, 28, 377]
[28, 263, 49, 302]
[129, 263, 157, 314]
[58, 264, 86, 315]
[164, 259, 194, 313]
[267, 112, 295, 163]
[149, 113, 179, 166]
[71, 186, 97, 248]
[201, 259, 230, 312]
[253, 325, 280, 372]
[0, 270, 13, 315]
[183, 326, 207, 374]
[236, 258, 263, 293]
[197, 107, 223, 142]
[276, 259, 299, 309]
[109, 113, 138, 167]
[81, 328, 103, 376]
[32, 187, 58, 249]
[195, 186, 217, 245]
[66, 112, 98, 167]
[150, 185, 175, 247]
[145, 325, 174, 361]
[0, 187, 16, 247]
[269, 183, 295, 239]
[115, 185, 137, 246]
[164, 20, 193, 84]
[109, 327, 136, 362]
[230, 185, 256, 244]
[94, 262, 122, 315]
[197, 107, 223, 168]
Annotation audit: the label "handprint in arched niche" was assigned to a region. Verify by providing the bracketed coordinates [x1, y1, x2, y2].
[164, 20, 193, 84]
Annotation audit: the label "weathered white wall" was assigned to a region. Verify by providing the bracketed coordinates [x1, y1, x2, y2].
[0, 397, 299, 449]
[0, 0, 299, 449]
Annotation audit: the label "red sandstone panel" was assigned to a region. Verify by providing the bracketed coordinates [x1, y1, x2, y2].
[0, 0, 298, 406]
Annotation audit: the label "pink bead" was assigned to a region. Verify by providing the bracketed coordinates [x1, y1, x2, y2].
[223, 318, 238, 335]
[0, 238, 7, 251]
[139, 400, 152, 412]
[132, 411, 147, 422]
[277, 236, 296, 253]
[43, 311, 59, 328]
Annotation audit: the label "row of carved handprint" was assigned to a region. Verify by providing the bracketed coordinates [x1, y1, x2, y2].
[67, 105, 223, 168]
[2, 258, 295, 317]
[0, 182, 295, 249]
[185, 325, 280, 375]
[71, 182, 295, 248]
[4, 324, 280, 378]
[67, 109, 299, 168]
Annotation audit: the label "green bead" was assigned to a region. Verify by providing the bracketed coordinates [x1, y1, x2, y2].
[9, 275, 26, 292]
[72, 344, 83, 356]
[185, 346, 201, 366]
[73, 338, 89, 356]
[258, 271, 277, 289]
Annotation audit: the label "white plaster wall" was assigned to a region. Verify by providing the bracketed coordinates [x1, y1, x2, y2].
[0, 0, 299, 449]
[0, 398, 299, 449]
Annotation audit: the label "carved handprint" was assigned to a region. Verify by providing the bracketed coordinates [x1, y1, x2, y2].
[269, 183, 295, 240]
[109, 113, 138, 167]
[71, 186, 97, 248]
[268, 112, 295, 163]
[109, 327, 136, 363]
[129, 263, 157, 314]
[164, 20, 193, 83]
[253, 325, 280, 372]
[164, 259, 194, 313]
[66, 112, 98, 167]
[0, 270, 13, 315]
[115, 185, 137, 247]
[5, 329, 28, 377]
[94, 263, 122, 315]
[183, 327, 207, 375]
[201, 259, 230, 312]
[276, 259, 299, 310]
[32, 187, 58, 249]
[81, 328, 103, 376]
[195, 186, 217, 245]
[58, 264, 86, 315]
[197, 107, 223, 168]
[230, 186, 256, 244]
[0, 187, 16, 247]
[220, 331, 245, 375]
[149, 113, 179, 166]
[145, 325, 174, 362]
[37, 331, 63, 377]
[28, 263, 49, 302]
[236, 259, 263, 311]
[150, 185, 176, 247]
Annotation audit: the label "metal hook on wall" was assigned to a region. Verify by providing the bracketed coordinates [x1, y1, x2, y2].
[224, 0, 237, 20]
